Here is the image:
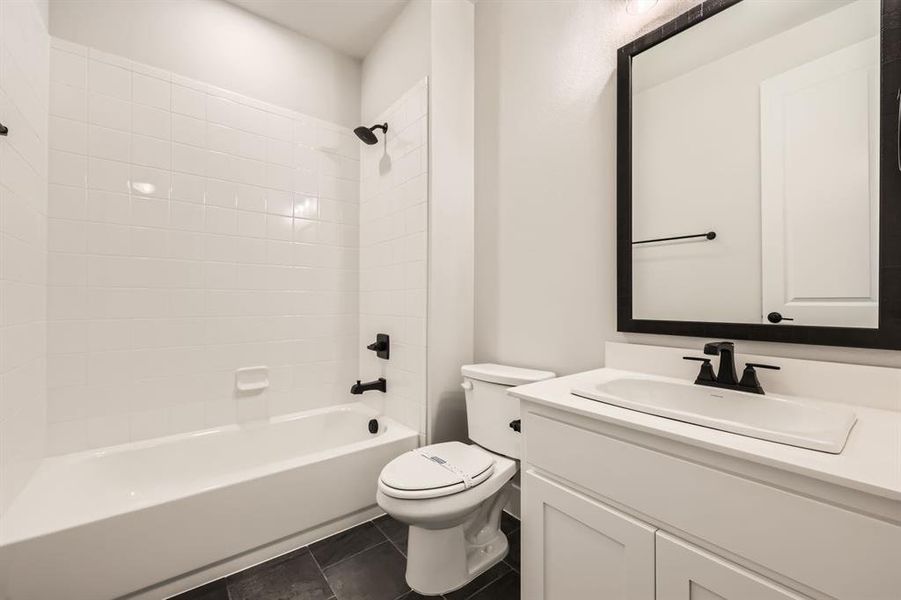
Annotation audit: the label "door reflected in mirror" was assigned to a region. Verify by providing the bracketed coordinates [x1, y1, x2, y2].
[630, 0, 880, 328]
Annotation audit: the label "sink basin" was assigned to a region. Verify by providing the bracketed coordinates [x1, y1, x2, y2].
[571, 377, 856, 453]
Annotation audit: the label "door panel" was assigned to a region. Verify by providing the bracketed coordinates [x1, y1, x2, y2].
[656, 532, 811, 600]
[760, 37, 879, 327]
[522, 470, 656, 600]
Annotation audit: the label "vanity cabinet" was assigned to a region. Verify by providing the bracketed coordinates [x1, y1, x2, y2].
[523, 470, 813, 600]
[522, 471, 656, 599]
[656, 533, 809, 600]
[519, 404, 901, 600]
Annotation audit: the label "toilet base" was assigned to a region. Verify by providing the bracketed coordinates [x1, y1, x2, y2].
[404, 485, 512, 595]
[406, 525, 509, 595]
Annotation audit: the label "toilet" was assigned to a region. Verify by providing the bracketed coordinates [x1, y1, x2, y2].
[376, 363, 555, 595]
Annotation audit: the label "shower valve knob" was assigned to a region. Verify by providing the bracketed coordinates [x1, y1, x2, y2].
[366, 333, 390, 359]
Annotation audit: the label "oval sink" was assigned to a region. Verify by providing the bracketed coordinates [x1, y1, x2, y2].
[571, 377, 856, 453]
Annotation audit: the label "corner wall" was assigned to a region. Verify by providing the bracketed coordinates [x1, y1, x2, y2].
[473, 0, 901, 375]
[361, 0, 475, 444]
[0, 0, 50, 511]
[426, 0, 474, 443]
[361, 0, 431, 123]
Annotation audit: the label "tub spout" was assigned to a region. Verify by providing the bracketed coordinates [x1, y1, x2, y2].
[350, 378, 386, 394]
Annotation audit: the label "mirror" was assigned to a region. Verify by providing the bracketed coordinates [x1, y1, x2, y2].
[617, 0, 901, 349]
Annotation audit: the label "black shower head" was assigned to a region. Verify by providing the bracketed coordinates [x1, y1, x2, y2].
[354, 123, 388, 145]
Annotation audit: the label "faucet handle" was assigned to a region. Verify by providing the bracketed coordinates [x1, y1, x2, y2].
[683, 356, 717, 385]
[739, 363, 781, 395]
[745, 363, 780, 371]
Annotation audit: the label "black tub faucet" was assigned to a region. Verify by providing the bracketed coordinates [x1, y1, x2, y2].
[351, 378, 386, 394]
[703, 341, 738, 386]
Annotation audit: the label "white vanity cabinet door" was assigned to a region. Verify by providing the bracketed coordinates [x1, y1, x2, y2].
[656, 533, 811, 600]
[522, 470, 656, 600]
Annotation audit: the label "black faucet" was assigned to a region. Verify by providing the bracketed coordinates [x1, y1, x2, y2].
[684, 341, 781, 395]
[703, 341, 738, 386]
[350, 378, 386, 394]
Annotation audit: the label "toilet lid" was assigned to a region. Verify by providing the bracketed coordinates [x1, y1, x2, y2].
[379, 442, 495, 500]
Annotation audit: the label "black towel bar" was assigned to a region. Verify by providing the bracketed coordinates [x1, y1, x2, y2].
[632, 231, 716, 245]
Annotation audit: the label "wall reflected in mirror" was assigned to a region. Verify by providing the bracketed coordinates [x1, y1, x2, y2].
[631, 0, 880, 328]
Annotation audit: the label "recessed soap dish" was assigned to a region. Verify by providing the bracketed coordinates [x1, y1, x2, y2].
[235, 366, 269, 393]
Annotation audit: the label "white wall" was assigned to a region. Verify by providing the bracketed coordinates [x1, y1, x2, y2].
[427, 0, 474, 444]
[358, 80, 429, 437]
[0, 0, 50, 511]
[473, 0, 901, 375]
[361, 0, 430, 123]
[46, 40, 360, 453]
[48, 0, 361, 127]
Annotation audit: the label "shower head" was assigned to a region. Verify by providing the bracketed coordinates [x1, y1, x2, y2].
[354, 123, 388, 145]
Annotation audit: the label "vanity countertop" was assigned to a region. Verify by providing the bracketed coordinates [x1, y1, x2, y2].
[510, 367, 901, 503]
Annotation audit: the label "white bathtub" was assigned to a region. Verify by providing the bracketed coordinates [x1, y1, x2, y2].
[0, 403, 418, 600]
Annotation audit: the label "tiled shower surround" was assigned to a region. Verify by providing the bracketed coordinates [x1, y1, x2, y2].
[358, 80, 429, 437]
[45, 39, 363, 453]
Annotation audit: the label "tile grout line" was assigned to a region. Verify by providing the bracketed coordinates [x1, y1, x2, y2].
[457, 567, 510, 600]
[317, 537, 392, 573]
[384, 534, 407, 558]
[307, 545, 337, 599]
[372, 517, 409, 558]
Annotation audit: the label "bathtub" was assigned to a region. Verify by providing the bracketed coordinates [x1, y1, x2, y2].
[0, 403, 418, 600]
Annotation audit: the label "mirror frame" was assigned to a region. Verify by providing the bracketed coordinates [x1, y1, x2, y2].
[617, 0, 901, 350]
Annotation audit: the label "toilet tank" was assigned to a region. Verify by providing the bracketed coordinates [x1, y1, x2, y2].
[461, 364, 556, 459]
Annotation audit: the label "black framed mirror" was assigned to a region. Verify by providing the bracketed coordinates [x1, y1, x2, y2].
[617, 0, 901, 350]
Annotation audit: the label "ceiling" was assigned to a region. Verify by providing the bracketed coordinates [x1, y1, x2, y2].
[226, 0, 409, 59]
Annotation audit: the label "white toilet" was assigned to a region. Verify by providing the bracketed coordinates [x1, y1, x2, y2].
[376, 363, 555, 595]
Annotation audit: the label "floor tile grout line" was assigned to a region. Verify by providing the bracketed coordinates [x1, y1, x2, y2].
[311, 520, 389, 572]
[371, 516, 401, 542]
[371, 516, 409, 557]
[307, 546, 337, 599]
[385, 535, 407, 558]
[318, 538, 394, 573]
[457, 567, 510, 600]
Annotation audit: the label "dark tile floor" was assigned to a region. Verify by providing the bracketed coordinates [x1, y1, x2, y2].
[171, 513, 521, 600]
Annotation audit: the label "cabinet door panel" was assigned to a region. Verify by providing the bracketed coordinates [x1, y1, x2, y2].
[522, 470, 656, 600]
[656, 532, 811, 600]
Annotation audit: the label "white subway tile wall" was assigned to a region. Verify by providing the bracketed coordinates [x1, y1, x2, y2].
[0, 0, 50, 510]
[359, 80, 428, 435]
[46, 39, 361, 453]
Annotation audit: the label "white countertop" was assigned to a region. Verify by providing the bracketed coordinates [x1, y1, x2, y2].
[510, 368, 901, 502]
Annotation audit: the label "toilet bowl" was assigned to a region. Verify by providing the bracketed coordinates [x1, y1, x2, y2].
[376, 364, 555, 596]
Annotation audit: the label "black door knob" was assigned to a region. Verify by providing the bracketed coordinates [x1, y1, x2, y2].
[0, 122, 8, 136]
[767, 312, 794, 324]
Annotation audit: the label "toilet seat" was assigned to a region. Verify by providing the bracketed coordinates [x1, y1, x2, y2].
[379, 442, 496, 500]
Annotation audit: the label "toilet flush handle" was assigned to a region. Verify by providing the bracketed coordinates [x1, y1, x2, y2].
[460, 381, 473, 391]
